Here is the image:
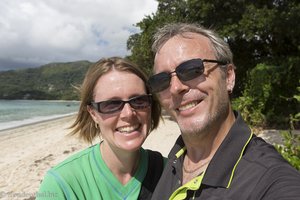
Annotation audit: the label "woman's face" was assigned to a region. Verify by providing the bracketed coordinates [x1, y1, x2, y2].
[88, 70, 151, 152]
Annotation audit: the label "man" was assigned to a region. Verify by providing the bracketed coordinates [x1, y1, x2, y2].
[148, 23, 300, 200]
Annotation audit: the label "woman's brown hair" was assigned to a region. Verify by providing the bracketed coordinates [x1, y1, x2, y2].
[69, 57, 161, 143]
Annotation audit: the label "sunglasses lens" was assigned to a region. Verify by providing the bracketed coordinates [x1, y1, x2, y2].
[148, 73, 171, 93]
[130, 95, 152, 109]
[148, 59, 205, 93]
[99, 100, 123, 114]
[93, 94, 152, 114]
[176, 59, 204, 81]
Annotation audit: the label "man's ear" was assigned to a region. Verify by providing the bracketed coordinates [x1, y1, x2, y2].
[226, 64, 236, 93]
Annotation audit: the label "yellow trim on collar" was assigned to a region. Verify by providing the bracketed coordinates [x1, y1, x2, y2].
[171, 129, 254, 196]
[226, 131, 254, 188]
[169, 172, 205, 200]
[175, 147, 186, 158]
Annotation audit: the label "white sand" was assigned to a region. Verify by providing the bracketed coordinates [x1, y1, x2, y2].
[0, 115, 180, 199]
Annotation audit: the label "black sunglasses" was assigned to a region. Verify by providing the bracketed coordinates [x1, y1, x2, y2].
[90, 94, 152, 114]
[148, 58, 227, 93]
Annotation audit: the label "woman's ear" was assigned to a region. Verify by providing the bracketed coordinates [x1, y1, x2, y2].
[87, 105, 98, 122]
[226, 64, 236, 93]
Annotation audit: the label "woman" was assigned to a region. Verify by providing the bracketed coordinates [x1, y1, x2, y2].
[37, 57, 164, 200]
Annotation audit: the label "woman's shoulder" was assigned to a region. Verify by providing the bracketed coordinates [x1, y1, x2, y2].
[50, 143, 99, 172]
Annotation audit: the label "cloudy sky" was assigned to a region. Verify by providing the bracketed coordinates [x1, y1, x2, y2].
[0, 0, 158, 71]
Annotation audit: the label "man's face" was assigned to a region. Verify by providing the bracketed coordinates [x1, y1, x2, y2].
[153, 33, 234, 136]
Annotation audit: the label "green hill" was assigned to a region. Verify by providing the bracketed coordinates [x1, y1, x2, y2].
[0, 61, 92, 100]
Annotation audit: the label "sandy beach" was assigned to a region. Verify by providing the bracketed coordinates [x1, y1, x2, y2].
[0, 115, 180, 200]
[0, 113, 290, 200]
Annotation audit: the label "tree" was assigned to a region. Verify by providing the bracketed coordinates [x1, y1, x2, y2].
[127, 0, 300, 128]
[127, 0, 189, 74]
[128, 0, 299, 94]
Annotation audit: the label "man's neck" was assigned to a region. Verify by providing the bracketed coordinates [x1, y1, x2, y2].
[183, 110, 235, 164]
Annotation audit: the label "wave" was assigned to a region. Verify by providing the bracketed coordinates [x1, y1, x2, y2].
[0, 112, 77, 132]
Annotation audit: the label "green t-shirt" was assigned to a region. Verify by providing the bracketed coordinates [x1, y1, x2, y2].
[37, 143, 149, 200]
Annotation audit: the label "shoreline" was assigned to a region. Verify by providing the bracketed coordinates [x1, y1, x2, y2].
[0, 99, 80, 132]
[0, 112, 77, 133]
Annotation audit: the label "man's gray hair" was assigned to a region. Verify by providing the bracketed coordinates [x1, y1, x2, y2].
[152, 23, 234, 65]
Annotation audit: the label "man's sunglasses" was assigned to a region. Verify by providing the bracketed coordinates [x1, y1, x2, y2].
[90, 94, 152, 114]
[148, 58, 227, 93]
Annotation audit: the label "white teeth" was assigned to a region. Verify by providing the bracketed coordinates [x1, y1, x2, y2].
[117, 124, 139, 133]
[178, 101, 198, 111]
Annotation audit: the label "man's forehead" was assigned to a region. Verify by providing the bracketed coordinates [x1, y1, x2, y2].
[153, 34, 214, 71]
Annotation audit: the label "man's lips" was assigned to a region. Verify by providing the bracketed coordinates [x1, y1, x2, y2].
[176, 99, 202, 112]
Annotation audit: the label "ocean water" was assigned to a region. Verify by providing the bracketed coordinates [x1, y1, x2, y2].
[0, 100, 80, 131]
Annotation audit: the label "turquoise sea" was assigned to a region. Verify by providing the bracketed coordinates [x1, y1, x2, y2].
[0, 100, 80, 131]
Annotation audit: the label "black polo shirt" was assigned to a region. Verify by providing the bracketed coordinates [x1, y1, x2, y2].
[151, 111, 300, 200]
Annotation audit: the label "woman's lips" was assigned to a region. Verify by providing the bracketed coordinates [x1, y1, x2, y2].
[116, 124, 140, 134]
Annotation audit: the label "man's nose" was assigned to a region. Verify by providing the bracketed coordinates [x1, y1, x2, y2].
[169, 75, 189, 95]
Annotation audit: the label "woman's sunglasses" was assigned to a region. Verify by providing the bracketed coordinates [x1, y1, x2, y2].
[90, 94, 152, 114]
[147, 58, 227, 93]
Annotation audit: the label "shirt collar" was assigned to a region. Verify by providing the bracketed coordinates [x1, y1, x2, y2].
[203, 111, 253, 187]
[168, 111, 253, 188]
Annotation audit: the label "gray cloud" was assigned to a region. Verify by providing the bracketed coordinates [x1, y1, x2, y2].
[0, 0, 157, 71]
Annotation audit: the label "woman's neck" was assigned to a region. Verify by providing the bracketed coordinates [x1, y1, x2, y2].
[100, 141, 140, 185]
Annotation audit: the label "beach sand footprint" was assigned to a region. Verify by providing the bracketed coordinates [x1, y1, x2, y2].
[33, 154, 54, 167]
[63, 146, 78, 154]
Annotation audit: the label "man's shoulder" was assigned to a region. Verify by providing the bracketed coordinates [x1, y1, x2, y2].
[237, 136, 300, 199]
[245, 136, 286, 166]
[243, 136, 299, 176]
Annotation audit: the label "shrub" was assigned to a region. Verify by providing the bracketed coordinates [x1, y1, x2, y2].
[232, 63, 276, 127]
[275, 84, 300, 171]
[275, 130, 300, 171]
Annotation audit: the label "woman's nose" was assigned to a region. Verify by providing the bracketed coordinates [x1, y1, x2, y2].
[119, 103, 135, 119]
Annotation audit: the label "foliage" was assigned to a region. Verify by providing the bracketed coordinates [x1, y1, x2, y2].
[0, 61, 91, 100]
[232, 64, 274, 127]
[276, 130, 300, 171]
[232, 63, 299, 128]
[127, 0, 189, 74]
[128, 0, 300, 95]
[275, 86, 300, 170]
[128, 0, 300, 129]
